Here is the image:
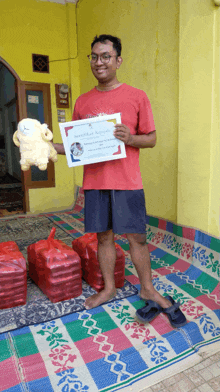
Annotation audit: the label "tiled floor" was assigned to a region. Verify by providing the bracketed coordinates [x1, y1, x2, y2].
[141, 351, 220, 392]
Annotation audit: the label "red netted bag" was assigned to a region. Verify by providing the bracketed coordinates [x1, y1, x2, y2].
[72, 233, 125, 292]
[27, 228, 82, 303]
[0, 241, 27, 309]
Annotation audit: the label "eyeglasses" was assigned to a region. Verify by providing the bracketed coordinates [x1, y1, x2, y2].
[87, 53, 117, 64]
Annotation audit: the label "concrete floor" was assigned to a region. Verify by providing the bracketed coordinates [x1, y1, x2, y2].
[141, 351, 220, 392]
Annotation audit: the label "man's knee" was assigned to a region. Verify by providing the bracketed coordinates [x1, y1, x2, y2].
[126, 233, 146, 246]
[97, 230, 114, 245]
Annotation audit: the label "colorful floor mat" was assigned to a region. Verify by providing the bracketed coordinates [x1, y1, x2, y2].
[0, 188, 220, 391]
[0, 193, 137, 333]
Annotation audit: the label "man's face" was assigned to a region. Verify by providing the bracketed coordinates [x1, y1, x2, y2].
[90, 40, 122, 83]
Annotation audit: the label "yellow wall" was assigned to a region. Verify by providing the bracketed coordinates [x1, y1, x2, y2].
[178, 0, 220, 236]
[75, 0, 220, 237]
[1, 0, 80, 213]
[1, 0, 220, 236]
[76, 0, 179, 221]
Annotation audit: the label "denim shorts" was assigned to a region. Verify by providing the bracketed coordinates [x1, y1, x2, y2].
[84, 189, 147, 234]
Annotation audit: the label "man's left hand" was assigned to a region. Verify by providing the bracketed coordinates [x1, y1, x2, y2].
[114, 124, 133, 145]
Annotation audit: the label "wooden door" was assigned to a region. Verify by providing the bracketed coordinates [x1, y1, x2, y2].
[15, 81, 55, 212]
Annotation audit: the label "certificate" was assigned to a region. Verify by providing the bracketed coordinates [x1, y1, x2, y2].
[59, 113, 127, 167]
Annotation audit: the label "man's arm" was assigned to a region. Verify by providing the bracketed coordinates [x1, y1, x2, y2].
[53, 143, 66, 155]
[114, 124, 156, 148]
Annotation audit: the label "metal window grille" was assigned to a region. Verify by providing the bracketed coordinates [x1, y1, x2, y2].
[32, 54, 49, 73]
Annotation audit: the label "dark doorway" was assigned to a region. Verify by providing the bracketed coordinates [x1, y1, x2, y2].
[0, 60, 23, 217]
[0, 58, 55, 216]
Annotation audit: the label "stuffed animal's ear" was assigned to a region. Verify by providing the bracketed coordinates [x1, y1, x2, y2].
[41, 124, 53, 141]
[13, 131, 20, 147]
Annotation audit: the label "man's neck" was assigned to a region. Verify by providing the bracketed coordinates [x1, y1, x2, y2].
[96, 80, 122, 92]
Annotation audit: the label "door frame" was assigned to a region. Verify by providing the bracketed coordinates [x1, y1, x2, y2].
[0, 57, 21, 80]
[0, 57, 55, 213]
[15, 81, 56, 213]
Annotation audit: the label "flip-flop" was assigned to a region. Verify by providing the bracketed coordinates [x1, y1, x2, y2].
[136, 300, 163, 323]
[162, 295, 187, 328]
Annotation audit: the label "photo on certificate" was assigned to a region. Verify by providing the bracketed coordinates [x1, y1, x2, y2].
[59, 113, 127, 167]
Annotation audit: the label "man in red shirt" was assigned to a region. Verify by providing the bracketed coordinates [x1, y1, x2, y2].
[54, 35, 186, 328]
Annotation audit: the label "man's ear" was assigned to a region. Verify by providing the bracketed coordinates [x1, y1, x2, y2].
[116, 56, 123, 69]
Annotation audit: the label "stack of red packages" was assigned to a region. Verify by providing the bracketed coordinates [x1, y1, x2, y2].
[27, 228, 82, 303]
[72, 233, 125, 292]
[0, 241, 27, 309]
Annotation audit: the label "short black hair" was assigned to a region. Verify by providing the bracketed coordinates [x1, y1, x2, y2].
[91, 34, 122, 57]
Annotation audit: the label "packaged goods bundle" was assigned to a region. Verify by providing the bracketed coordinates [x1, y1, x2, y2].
[28, 228, 82, 303]
[72, 233, 125, 292]
[0, 241, 27, 309]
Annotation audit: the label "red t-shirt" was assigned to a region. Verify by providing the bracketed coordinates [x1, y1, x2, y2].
[72, 83, 155, 190]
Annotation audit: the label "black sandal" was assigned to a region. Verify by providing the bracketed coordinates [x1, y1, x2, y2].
[162, 296, 187, 328]
[136, 300, 163, 323]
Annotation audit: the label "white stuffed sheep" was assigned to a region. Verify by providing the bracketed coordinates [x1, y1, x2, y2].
[13, 118, 58, 171]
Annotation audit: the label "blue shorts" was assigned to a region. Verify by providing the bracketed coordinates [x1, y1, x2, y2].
[84, 189, 147, 234]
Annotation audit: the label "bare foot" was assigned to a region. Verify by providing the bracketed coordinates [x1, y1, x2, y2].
[139, 288, 172, 309]
[84, 289, 116, 310]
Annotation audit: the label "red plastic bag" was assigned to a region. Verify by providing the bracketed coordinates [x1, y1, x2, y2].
[0, 241, 27, 309]
[72, 233, 125, 292]
[28, 228, 82, 303]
